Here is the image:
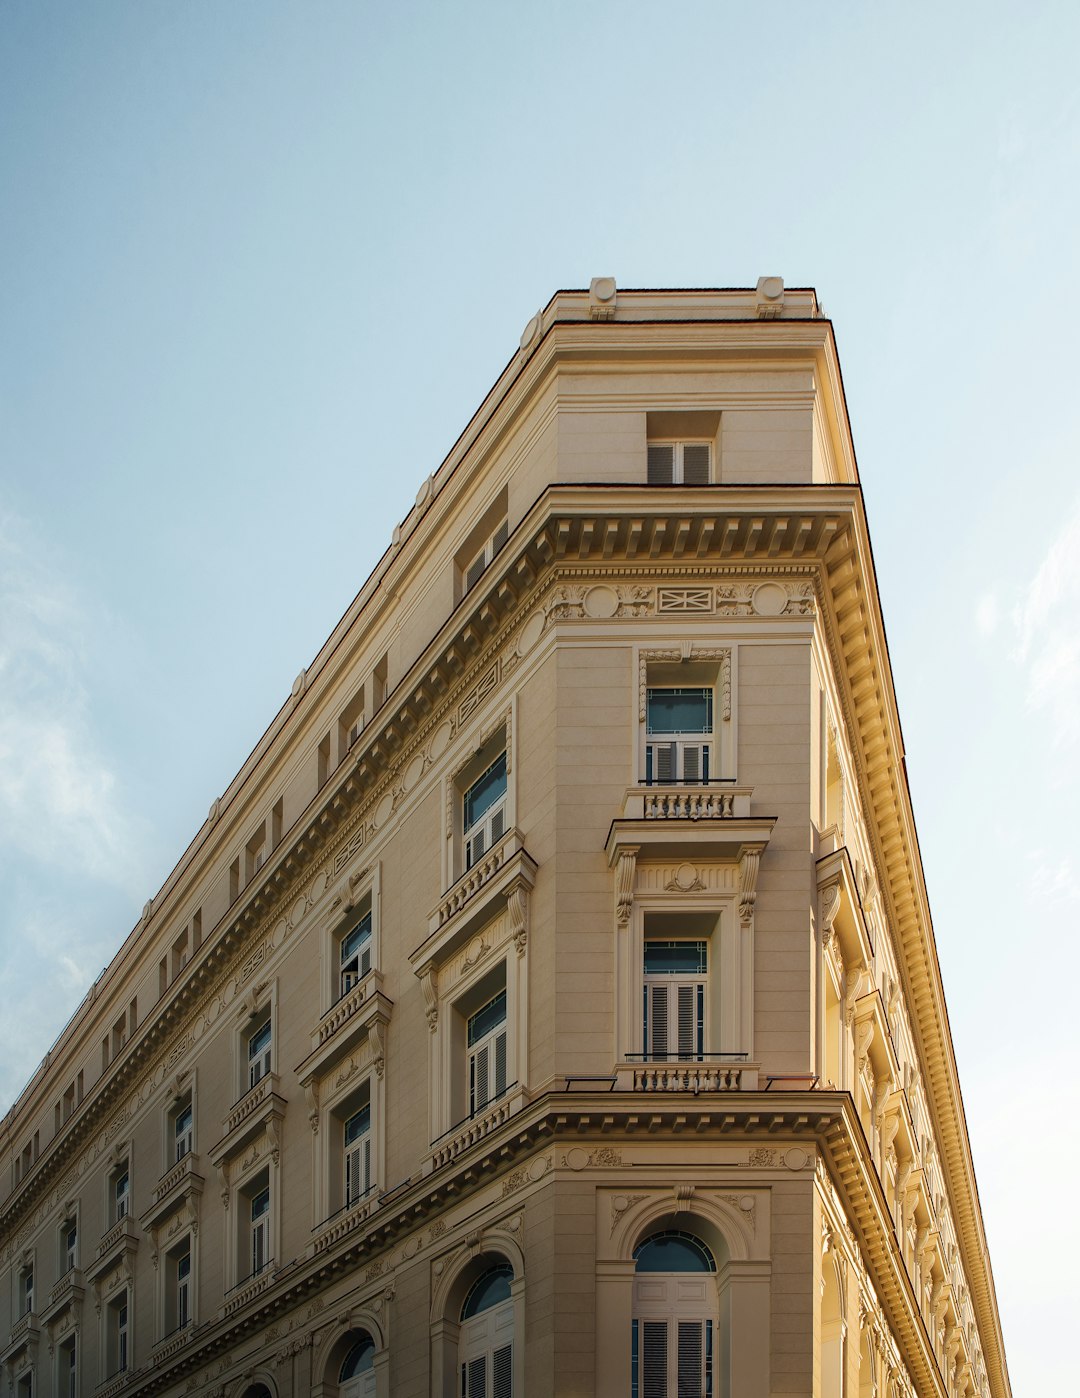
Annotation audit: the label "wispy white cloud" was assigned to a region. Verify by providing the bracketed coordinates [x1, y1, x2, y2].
[0, 506, 139, 886]
[1011, 498, 1080, 748]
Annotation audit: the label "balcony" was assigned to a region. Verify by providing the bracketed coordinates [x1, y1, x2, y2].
[608, 785, 774, 865]
[139, 1153, 204, 1235]
[615, 1056, 759, 1092]
[297, 971, 393, 1087]
[208, 1076, 287, 1171]
[0, 1309, 39, 1368]
[312, 1187, 381, 1254]
[152, 1320, 194, 1362]
[223, 1261, 276, 1317]
[50, 1267, 83, 1307]
[425, 1085, 525, 1173]
[95, 1367, 134, 1398]
[87, 1215, 139, 1284]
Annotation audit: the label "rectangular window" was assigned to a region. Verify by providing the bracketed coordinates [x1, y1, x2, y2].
[21, 1264, 33, 1316]
[108, 1290, 129, 1375]
[647, 441, 711, 486]
[247, 1017, 272, 1089]
[59, 1335, 76, 1398]
[344, 1104, 372, 1206]
[464, 753, 508, 869]
[463, 518, 509, 594]
[643, 942, 708, 1061]
[646, 688, 713, 784]
[176, 1248, 191, 1329]
[63, 1218, 78, 1273]
[114, 1167, 130, 1222]
[467, 990, 508, 1115]
[250, 1186, 271, 1277]
[339, 910, 373, 999]
[174, 1102, 193, 1162]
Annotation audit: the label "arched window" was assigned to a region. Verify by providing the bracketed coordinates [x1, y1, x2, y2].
[460, 1263, 514, 1397]
[632, 1231, 717, 1398]
[339, 1332, 376, 1398]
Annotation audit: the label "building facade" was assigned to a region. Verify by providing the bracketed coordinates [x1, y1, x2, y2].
[0, 281, 1010, 1398]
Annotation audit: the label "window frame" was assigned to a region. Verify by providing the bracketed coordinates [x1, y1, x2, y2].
[324, 864, 381, 1013]
[646, 438, 712, 487]
[636, 651, 733, 788]
[447, 713, 516, 887]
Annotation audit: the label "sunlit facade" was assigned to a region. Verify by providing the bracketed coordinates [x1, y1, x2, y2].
[1, 282, 1010, 1398]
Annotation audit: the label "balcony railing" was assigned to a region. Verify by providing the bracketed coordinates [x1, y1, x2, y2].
[435, 830, 514, 929]
[616, 1055, 758, 1092]
[224, 1075, 277, 1136]
[312, 1185, 380, 1253]
[223, 1260, 276, 1316]
[97, 1214, 135, 1258]
[50, 1268, 82, 1306]
[154, 1153, 197, 1204]
[152, 1320, 193, 1361]
[317, 972, 379, 1046]
[428, 1086, 521, 1171]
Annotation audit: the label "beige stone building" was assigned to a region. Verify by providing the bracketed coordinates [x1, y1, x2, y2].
[1, 280, 1010, 1398]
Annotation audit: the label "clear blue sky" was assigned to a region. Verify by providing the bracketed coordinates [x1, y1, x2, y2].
[2, 2, 1076, 1387]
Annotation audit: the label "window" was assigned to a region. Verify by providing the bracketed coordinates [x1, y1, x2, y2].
[460, 1265, 514, 1398]
[176, 1247, 191, 1328]
[58, 1334, 77, 1398]
[344, 1103, 373, 1206]
[107, 1290, 130, 1376]
[645, 688, 713, 784]
[15, 1373, 32, 1398]
[247, 1015, 272, 1089]
[340, 1333, 376, 1398]
[464, 753, 508, 869]
[631, 1232, 716, 1398]
[467, 990, 508, 1116]
[19, 1262, 33, 1316]
[463, 518, 509, 594]
[647, 441, 711, 485]
[173, 1100, 194, 1162]
[643, 941, 708, 1061]
[112, 1165, 130, 1223]
[62, 1217, 78, 1273]
[339, 909, 373, 1000]
[249, 1184, 271, 1278]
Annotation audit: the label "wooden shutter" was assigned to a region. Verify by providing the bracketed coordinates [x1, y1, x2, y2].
[465, 554, 486, 592]
[463, 1355, 486, 1398]
[676, 985, 698, 1059]
[493, 520, 509, 554]
[647, 445, 675, 485]
[494, 1029, 507, 1099]
[492, 1344, 513, 1398]
[647, 984, 669, 1058]
[490, 807, 505, 844]
[346, 1136, 370, 1203]
[682, 444, 710, 485]
[677, 1321, 704, 1395]
[642, 1320, 668, 1398]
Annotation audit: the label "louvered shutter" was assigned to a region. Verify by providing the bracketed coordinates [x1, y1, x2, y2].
[462, 1355, 486, 1398]
[470, 1043, 488, 1114]
[346, 1136, 370, 1204]
[677, 1321, 703, 1395]
[467, 830, 486, 868]
[682, 744, 700, 782]
[494, 1029, 507, 1099]
[648, 445, 675, 485]
[652, 742, 675, 782]
[682, 444, 710, 485]
[465, 554, 486, 591]
[676, 985, 698, 1060]
[647, 984, 669, 1059]
[642, 1320, 668, 1398]
[490, 807, 505, 844]
[493, 520, 509, 554]
[492, 1344, 513, 1398]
